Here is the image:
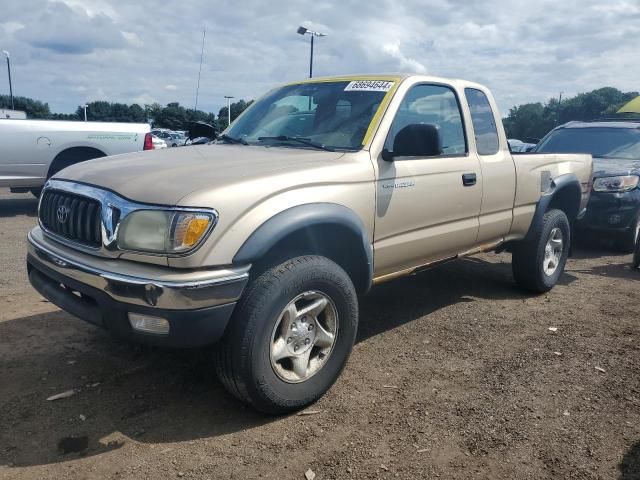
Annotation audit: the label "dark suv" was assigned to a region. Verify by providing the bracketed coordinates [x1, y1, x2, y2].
[535, 120, 640, 251]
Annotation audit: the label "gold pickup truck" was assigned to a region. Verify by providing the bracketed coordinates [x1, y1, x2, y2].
[27, 75, 592, 413]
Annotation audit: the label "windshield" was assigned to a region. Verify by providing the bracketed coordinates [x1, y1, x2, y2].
[224, 79, 397, 150]
[536, 127, 640, 160]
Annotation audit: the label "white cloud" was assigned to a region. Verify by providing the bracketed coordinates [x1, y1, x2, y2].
[382, 42, 427, 74]
[164, 84, 177, 91]
[122, 31, 144, 48]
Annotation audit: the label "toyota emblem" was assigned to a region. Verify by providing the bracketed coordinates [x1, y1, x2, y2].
[56, 205, 70, 224]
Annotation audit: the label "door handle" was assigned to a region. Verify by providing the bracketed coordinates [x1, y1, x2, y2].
[462, 173, 477, 186]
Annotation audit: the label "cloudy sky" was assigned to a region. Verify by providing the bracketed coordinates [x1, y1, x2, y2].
[0, 0, 638, 116]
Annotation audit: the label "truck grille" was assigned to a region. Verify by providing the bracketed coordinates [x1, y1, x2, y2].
[39, 189, 102, 247]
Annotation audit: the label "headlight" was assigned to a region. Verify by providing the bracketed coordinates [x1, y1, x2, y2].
[592, 175, 639, 193]
[118, 210, 216, 254]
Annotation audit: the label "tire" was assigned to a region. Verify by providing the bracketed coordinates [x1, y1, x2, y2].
[616, 213, 640, 253]
[30, 188, 43, 198]
[513, 209, 571, 293]
[214, 255, 358, 414]
[633, 237, 640, 269]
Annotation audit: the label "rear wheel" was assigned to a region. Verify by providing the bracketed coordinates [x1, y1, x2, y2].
[617, 212, 640, 253]
[214, 256, 358, 414]
[513, 209, 571, 293]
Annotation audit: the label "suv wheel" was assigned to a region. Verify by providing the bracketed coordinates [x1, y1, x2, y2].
[512, 209, 571, 293]
[617, 212, 640, 253]
[633, 235, 640, 269]
[214, 256, 358, 414]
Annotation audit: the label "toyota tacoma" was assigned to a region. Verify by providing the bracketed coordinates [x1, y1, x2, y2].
[27, 75, 592, 413]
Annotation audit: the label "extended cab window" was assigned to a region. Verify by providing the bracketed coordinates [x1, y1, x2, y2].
[385, 84, 466, 156]
[465, 88, 500, 155]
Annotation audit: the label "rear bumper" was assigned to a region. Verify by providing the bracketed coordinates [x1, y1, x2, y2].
[27, 231, 249, 347]
[576, 190, 640, 233]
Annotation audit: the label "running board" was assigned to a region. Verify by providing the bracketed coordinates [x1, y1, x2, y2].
[372, 239, 504, 285]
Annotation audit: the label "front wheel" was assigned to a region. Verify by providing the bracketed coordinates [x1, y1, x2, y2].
[214, 256, 358, 414]
[513, 209, 571, 293]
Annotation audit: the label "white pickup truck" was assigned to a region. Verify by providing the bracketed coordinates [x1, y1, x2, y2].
[0, 119, 151, 196]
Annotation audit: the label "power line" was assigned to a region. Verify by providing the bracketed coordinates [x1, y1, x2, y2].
[194, 29, 206, 111]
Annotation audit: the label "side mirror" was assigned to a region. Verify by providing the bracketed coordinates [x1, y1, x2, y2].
[383, 124, 441, 161]
[188, 121, 217, 141]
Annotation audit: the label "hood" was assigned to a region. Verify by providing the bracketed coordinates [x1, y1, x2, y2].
[54, 144, 346, 205]
[592, 157, 640, 178]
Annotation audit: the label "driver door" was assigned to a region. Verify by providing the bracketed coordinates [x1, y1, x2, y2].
[373, 83, 483, 277]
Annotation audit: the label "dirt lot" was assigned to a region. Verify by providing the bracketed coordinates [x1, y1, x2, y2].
[1, 187, 639, 480]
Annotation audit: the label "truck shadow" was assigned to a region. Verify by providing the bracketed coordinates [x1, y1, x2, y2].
[0, 194, 38, 218]
[619, 441, 640, 480]
[0, 255, 577, 469]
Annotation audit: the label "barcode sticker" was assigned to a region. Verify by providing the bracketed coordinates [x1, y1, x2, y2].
[344, 80, 394, 92]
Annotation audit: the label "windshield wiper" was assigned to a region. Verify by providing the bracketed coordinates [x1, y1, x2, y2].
[257, 136, 335, 152]
[218, 134, 249, 145]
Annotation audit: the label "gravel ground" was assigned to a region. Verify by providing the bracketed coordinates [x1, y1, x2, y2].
[0, 188, 639, 480]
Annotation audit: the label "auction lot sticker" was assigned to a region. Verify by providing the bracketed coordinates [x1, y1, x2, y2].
[344, 80, 394, 92]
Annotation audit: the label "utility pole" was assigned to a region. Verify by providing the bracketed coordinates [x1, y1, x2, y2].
[194, 29, 206, 111]
[82, 104, 88, 121]
[3, 50, 14, 110]
[224, 95, 234, 126]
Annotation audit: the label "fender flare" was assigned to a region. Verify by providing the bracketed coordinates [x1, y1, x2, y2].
[233, 203, 373, 291]
[525, 172, 582, 242]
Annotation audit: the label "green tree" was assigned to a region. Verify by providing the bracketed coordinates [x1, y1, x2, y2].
[504, 87, 639, 141]
[216, 99, 253, 131]
[0, 94, 51, 118]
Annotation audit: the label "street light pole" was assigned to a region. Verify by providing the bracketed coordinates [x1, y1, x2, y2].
[296, 27, 327, 78]
[556, 91, 563, 126]
[309, 34, 314, 78]
[2, 50, 13, 110]
[224, 95, 234, 127]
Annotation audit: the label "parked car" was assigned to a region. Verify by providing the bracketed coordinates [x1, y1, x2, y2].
[508, 139, 537, 152]
[633, 233, 640, 268]
[535, 119, 640, 251]
[0, 118, 151, 196]
[184, 121, 217, 145]
[170, 132, 188, 146]
[152, 129, 185, 147]
[26, 74, 592, 413]
[151, 135, 168, 149]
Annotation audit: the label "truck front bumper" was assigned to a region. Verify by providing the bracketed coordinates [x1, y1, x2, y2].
[27, 231, 249, 348]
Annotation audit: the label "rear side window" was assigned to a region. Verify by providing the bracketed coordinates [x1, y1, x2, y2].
[466, 88, 500, 155]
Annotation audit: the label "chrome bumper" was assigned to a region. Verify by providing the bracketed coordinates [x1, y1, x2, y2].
[27, 231, 249, 311]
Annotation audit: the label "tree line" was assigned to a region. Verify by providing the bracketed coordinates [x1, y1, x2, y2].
[2, 86, 638, 141]
[503, 87, 638, 142]
[0, 94, 252, 132]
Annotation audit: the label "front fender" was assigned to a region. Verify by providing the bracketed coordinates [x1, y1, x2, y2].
[233, 203, 373, 291]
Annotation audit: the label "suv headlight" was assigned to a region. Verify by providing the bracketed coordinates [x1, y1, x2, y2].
[592, 175, 639, 193]
[118, 210, 216, 254]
